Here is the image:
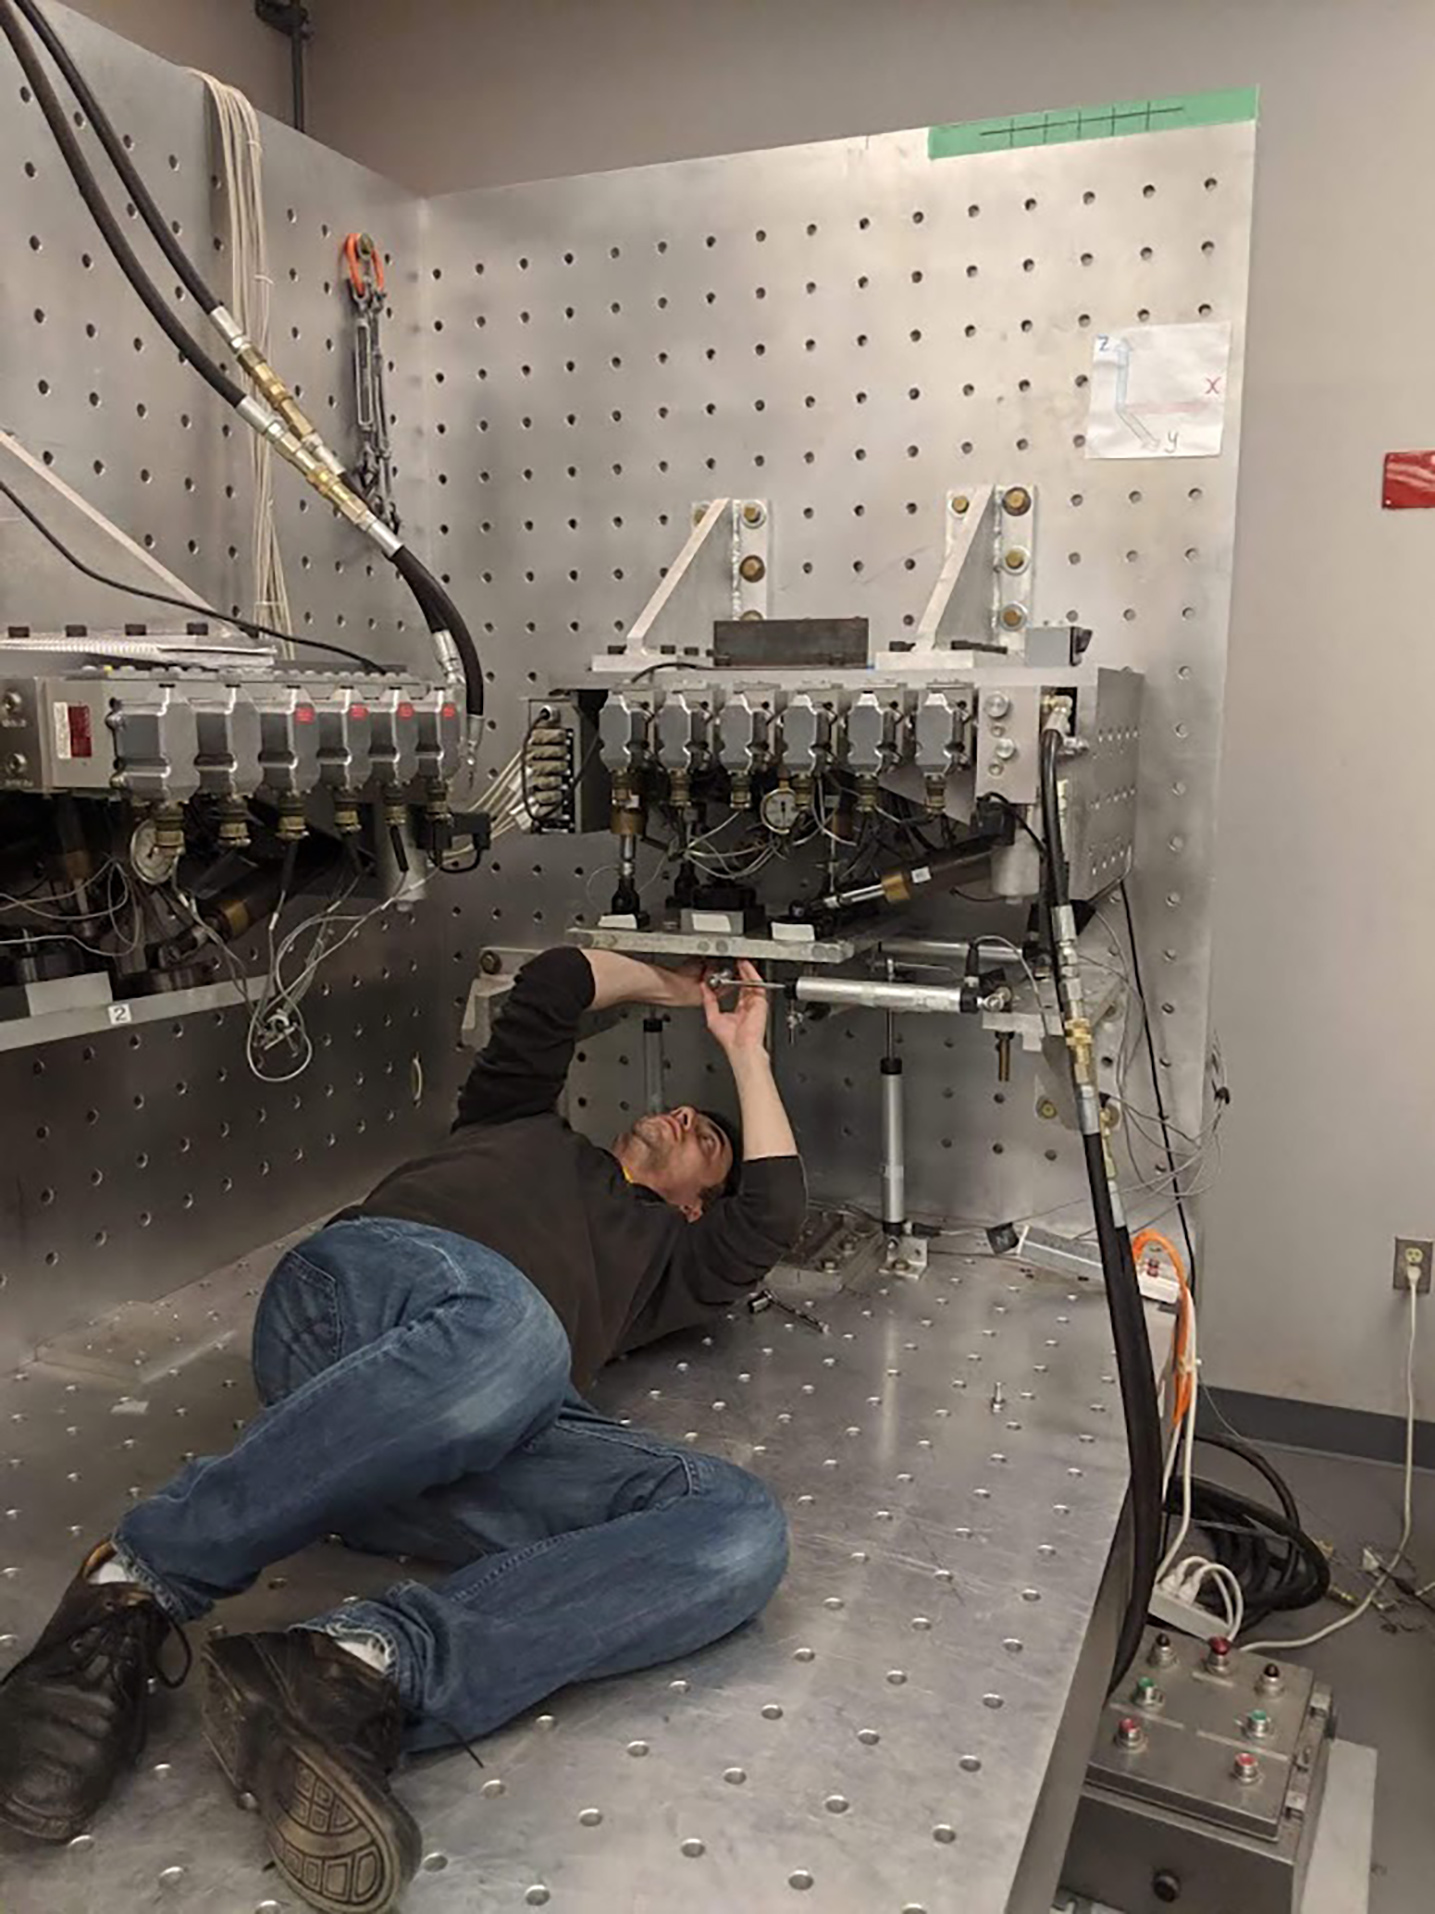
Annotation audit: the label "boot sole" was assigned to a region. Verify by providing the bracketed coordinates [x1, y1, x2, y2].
[0, 1789, 88, 1845]
[201, 1637, 419, 1914]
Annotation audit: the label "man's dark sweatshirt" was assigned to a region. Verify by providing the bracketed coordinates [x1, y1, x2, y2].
[353, 946, 808, 1389]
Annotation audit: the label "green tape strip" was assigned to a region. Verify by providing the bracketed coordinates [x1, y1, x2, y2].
[928, 86, 1258, 160]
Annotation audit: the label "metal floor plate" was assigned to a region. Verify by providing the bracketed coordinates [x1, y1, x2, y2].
[0, 1245, 1139, 1914]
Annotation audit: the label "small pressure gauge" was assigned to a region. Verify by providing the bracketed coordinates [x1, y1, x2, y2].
[760, 785, 802, 834]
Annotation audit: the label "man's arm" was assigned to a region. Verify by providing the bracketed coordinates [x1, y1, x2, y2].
[703, 960, 799, 1164]
[582, 949, 707, 1015]
[659, 962, 806, 1310]
[455, 946, 706, 1130]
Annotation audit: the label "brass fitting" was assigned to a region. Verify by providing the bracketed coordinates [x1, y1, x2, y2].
[609, 772, 647, 839]
[216, 796, 251, 848]
[150, 803, 186, 856]
[855, 775, 880, 816]
[275, 795, 308, 843]
[423, 778, 451, 830]
[1064, 1015, 1095, 1085]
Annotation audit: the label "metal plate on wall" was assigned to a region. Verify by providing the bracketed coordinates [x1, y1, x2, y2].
[422, 115, 1254, 1228]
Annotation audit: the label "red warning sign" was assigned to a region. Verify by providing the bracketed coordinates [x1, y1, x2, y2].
[1382, 450, 1435, 509]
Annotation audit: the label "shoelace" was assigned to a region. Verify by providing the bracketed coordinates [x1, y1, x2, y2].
[148, 1603, 194, 1690]
[0, 1591, 192, 1692]
[434, 1715, 484, 1771]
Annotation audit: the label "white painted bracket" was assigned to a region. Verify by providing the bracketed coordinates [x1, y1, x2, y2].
[875, 482, 1038, 670]
[591, 498, 769, 675]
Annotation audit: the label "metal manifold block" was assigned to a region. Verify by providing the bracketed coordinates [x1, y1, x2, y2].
[1062, 1627, 1334, 1914]
[0, 661, 463, 807]
[575, 661, 1141, 905]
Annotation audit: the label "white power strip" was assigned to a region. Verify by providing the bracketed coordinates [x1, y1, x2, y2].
[1148, 1584, 1224, 1646]
[1148, 1585, 1226, 1641]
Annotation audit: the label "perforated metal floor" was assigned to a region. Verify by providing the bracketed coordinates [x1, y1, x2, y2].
[0, 1242, 1145, 1914]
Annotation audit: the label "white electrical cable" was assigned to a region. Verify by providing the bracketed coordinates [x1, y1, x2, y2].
[1243, 1279, 1421, 1654]
[191, 70, 292, 652]
[246, 872, 429, 1083]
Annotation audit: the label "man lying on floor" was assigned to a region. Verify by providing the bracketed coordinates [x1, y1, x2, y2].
[0, 947, 805, 1914]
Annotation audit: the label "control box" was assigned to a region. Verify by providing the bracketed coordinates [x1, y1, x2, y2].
[1063, 1628, 1334, 1914]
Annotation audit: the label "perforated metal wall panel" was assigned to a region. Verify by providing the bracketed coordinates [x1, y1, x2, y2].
[422, 120, 1254, 1225]
[0, 6, 465, 1364]
[0, 4, 1253, 1359]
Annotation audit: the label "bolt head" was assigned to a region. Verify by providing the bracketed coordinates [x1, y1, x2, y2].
[738, 554, 767, 583]
[951, 493, 971, 515]
[1002, 485, 1033, 516]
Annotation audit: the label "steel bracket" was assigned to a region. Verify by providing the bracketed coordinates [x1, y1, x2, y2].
[590, 499, 769, 675]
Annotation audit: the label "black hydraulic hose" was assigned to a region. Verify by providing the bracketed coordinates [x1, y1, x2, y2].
[0, 2, 243, 408]
[390, 544, 485, 720]
[9, 0, 222, 317]
[4, 1, 489, 730]
[1039, 725, 1163, 1690]
[1120, 878, 1200, 1295]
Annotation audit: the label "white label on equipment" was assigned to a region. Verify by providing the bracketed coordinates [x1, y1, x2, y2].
[911, 866, 932, 885]
[52, 701, 72, 761]
[107, 1003, 134, 1026]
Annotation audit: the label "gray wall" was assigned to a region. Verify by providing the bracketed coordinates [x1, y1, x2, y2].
[60, 0, 293, 120]
[301, 0, 1435, 1423]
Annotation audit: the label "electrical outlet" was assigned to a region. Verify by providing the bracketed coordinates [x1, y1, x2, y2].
[1393, 1238, 1433, 1294]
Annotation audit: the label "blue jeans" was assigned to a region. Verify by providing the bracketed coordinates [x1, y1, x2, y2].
[112, 1218, 788, 1753]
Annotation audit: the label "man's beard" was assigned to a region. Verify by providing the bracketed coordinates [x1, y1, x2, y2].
[620, 1113, 674, 1168]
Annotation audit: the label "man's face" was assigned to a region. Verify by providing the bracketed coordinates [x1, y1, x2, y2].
[613, 1106, 734, 1222]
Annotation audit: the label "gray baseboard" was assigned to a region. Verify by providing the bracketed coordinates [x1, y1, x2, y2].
[1204, 1387, 1435, 1469]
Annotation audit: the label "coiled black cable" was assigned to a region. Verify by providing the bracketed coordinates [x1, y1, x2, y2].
[1039, 725, 1164, 1691]
[1183, 1435, 1331, 1627]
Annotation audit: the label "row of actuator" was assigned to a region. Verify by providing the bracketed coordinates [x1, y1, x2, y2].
[598, 681, 991, 817]
[0, 668, 464, 848]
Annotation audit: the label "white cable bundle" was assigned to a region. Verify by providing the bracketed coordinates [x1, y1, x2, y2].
[191, 69, 292, 651]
